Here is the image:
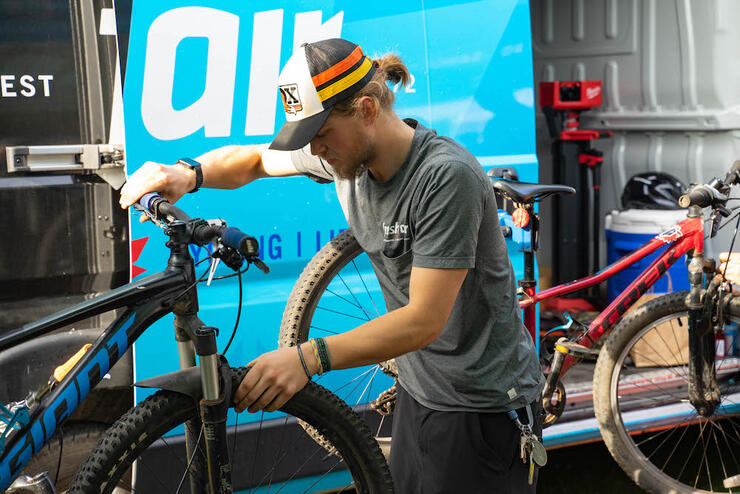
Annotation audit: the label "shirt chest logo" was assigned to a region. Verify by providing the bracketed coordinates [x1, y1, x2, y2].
[383, 221, 411, 242]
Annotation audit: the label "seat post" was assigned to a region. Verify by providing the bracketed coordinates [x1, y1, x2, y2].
[518, 204, 539, 341]
[519, 204, 538, 289]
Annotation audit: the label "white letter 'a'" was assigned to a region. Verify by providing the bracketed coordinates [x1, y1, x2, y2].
[141, 7, 239, 140]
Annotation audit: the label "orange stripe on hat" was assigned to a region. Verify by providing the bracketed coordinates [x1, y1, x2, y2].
[311, 45, 364, 87]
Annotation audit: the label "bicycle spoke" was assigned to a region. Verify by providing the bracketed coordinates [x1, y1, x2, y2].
[315, 305, 370, 322]
[176, 425, 205, 494]
[677, 417, 703, 482]
[714, 419, 740, 481]
[636, 420, 680, 448]
[258, 424, 337, 492]
[351, 258, 381, 317]
[354, 365, 380, 407]
[150, 427, 208, 492]
[247, 412, 266, 494]
[323, 287, 376, 319]
[335, 273, 370, 321]
[330, 365, 380, 395]
[633, 334, 689, 381]
[309, 324, 341, 335]
[273, 453, 344, 494]
[653, 321, 690, 380]
[617, 373, 692, 407]
[655, 422, 690, 471]
[712, 418, 740, 455]
[298, 458, 347, 494]
[693, 421, 711, 489]
[231, 409, 240, 475]
[713, 423, 730, 492]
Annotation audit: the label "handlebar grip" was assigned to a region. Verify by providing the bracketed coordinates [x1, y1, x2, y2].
[727, 160, 740, 185]
[221, 227, 259, 258]
[137, 193, 161, 211]
[678, 186, 714, 208]
[136, 194, 191, 222]
[731, 160, 740, 175]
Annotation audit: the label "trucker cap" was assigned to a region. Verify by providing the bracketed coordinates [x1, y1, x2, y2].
[269, 39, 377, 151]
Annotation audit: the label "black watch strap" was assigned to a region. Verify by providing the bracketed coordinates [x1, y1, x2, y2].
[177, 158, 203, 193]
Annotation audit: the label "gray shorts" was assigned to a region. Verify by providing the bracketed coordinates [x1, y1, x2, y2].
[389, 385, 543, 494]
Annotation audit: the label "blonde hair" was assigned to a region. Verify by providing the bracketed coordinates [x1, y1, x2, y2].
[332, 54, 410, 116]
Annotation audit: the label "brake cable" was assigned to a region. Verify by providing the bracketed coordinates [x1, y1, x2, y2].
[704, 205, 740, 240]
[222, 267, 244, 356]
[721, 213, 740, 282]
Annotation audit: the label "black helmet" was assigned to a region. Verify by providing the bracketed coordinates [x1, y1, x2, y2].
[621, 172, 686, 210]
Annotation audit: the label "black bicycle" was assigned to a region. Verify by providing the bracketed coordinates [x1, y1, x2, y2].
[0, 194, 392, 493]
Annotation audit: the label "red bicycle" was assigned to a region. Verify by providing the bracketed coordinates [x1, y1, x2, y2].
[494, 162, 740, 493]
[278, 162, 740, 493]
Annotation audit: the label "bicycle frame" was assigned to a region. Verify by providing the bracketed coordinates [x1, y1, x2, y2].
[520, 213, 705, 378]
[0, 264, 191, 490]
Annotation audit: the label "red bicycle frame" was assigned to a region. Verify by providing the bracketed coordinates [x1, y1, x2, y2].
[520, 215, 705, 377]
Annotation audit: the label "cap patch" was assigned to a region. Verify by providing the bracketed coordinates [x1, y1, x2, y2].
[279, 83, 303, 114]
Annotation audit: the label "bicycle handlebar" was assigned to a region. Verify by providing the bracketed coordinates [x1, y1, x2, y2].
[677, 162, 740, 209]
[138, 193, 192, 222]
[135, 194, 266, 271]
[221, 227, 259, 258]
[678, 186, 715, 208]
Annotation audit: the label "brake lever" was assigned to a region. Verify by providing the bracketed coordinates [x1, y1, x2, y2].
[717, 205, 733, 217]
[251, 258, 270, 274]
[213, 244, 244, 272]
[133, 203, 166, 228]
[711, 212, 723, 238]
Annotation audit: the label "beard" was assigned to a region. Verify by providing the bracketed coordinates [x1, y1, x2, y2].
[331, 140, 374, 180]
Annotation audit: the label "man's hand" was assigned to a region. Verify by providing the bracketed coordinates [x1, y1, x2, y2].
[119, 161, 196, 218]
[719, 252, 740, 284]
[233, 346, 311, 413]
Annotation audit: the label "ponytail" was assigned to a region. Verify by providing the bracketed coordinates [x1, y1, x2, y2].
[376, 54, 410, 88]
[332, 53, 410, 116]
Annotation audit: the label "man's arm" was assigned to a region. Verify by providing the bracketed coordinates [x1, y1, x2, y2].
[233, 265, 468, 413]
[119, 145, 299, 210]
[719, 252, 740, 284]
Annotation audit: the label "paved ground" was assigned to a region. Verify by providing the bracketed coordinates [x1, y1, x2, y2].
[538, 440, 645, 493]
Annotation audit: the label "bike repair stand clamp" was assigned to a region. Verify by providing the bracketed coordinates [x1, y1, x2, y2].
[540, 80, 612, 293]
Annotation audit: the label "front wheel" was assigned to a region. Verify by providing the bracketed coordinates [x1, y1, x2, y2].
[594, 291, 740, 493]
[69, 367, 393, 493]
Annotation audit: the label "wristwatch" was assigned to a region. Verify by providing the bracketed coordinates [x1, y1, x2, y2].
[176, 158, 203, 193]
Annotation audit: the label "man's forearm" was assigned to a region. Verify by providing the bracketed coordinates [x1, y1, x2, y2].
[196, 145, 266, 189]
[317, 305, 442, 372]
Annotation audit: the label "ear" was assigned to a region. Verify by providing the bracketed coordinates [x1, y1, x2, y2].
[358, 96, 378, 125]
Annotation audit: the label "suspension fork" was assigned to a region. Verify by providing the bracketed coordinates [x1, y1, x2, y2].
[175, 315, 233, 493]
[685, 210, 721, 417]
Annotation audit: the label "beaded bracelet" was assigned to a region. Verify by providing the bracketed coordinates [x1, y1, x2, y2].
[315, 337, 332, 372]
[310, 338, 324, 375]
[296, 343, 312, 379]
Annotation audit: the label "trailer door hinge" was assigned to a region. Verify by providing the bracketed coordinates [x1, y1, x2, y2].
[6, 144, 126, 189]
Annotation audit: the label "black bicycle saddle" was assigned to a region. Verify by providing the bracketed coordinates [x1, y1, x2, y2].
[492, 179, 576, 204]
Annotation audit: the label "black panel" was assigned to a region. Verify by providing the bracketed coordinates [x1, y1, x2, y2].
[0, 1, 82, 171]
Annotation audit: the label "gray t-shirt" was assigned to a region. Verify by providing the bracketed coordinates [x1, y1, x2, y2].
[291, 119, 543, 412]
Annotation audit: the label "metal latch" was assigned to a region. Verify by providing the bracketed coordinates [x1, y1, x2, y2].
[6, 144, 126, 189]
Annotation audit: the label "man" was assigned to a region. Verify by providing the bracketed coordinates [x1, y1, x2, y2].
[120, 38, 544, 493]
